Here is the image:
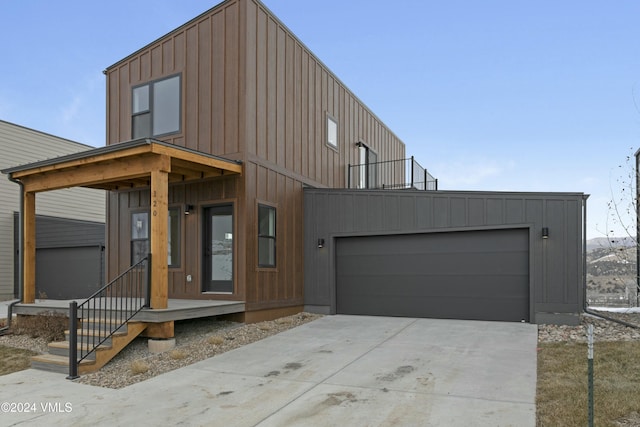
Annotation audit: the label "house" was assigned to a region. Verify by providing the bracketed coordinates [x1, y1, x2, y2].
[3, 0, 416, 327]
[2, 0, 585, 374]
[0, 120, 105, 301]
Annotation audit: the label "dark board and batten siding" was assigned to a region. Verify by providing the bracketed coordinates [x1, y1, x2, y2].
[304, 189, 586, 324]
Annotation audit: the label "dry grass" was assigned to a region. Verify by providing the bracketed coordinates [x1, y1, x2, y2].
[12, 312, 67, 342]
[129, 359, 150, 375]
[0, 345, 39, 375]
[207, 335, 224, 345]
[257, 322, 273, 331]
[169, 349, 187, 360]
[537, 341, 640, 427]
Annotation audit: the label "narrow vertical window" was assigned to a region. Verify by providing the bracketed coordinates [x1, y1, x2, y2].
[258, 204, 276, 268]
[168, 207, 180, 268]
[132, 85, 151, 139]
[131, 212, 149, 264]
[327, 115, 338, 149]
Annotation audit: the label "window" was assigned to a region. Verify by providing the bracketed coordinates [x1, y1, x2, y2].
[327, 115, 338, 149]
[357, 142, 377, 189]
[168, 207, 180, 268]
[132, 74, 181, 138]
[130, 208, 180, 267]
[131, 212, 149, 264]
[258, 204, 276, 268]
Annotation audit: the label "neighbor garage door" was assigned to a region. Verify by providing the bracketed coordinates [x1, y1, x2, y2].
[336, 228, 529, 322]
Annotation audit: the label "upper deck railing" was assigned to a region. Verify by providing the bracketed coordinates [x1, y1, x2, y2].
[347, 157, 437, 191]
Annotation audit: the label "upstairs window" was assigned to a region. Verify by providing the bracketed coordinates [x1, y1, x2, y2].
[258, 204, 276, 268]
[132, 74, 181, 139]
[327, 115, 338, 149]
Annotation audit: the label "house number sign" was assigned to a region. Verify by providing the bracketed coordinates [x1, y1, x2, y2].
[152, 191, 158, 216]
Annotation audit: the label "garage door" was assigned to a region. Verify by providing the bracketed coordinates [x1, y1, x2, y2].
[336, 228, 529, 322]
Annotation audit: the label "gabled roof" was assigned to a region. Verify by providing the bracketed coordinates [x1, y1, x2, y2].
[2, 138, 242, 192]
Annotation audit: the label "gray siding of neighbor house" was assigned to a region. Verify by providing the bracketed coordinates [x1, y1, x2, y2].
[304, 189, 586, 325]
[13, 215, 105, 299]
[0, 120, 105, 300]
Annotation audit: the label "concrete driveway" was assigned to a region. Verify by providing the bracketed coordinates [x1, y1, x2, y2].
[0, 315, 537, 426]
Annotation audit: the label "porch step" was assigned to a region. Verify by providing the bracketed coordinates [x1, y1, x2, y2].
[47, 341, 111, 361]
[30, 354, 94, 375]
[64, 327, 128, 347]
[31, 321, 147, 375]
[82, 318, 132, 333]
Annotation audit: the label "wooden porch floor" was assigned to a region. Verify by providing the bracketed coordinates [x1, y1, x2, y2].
[12, 299, 246, 323]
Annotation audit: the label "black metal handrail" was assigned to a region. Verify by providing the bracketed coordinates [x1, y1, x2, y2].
[67, 254, 151, 379]
[348, 157, 438, 191]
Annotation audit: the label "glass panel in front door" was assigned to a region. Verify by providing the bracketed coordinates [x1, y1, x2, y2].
[203, 206, 233, 293]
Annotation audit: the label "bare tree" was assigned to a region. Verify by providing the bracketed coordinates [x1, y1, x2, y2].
[602, 148, 639, 307]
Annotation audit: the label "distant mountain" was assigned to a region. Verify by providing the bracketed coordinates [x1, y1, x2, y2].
[587, 237, 637, 251]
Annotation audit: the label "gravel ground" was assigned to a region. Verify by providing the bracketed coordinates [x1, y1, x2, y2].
[538, 310, 640, 343]
[1, 310, 640, 389]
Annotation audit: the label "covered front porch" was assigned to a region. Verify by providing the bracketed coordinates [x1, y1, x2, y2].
[2, 138, 243, 312]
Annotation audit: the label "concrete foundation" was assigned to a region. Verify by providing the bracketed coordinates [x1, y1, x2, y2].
[148, 338, 176, 353]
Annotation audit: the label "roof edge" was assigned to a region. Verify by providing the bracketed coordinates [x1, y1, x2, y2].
[1, 138, 242, 175]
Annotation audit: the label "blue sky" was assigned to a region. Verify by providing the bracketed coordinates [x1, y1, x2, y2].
[2, 0, 639, 238]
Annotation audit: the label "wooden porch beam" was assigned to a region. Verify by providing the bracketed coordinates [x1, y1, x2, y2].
[23, 192, 36, 304]
[20, 155, 164, 193]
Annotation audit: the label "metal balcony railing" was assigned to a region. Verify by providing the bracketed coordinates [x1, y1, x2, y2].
[347, 156, 437, 191]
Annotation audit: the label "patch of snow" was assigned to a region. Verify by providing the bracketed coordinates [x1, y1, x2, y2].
[588, 306, 640, 313]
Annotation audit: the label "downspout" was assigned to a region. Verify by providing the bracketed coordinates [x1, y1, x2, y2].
[0, 174, 24, 335]
[580, 194, 640, 329]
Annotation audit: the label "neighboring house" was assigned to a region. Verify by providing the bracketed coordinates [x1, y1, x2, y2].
[0, 120, 105, 301]
[3, 0, 585, 335]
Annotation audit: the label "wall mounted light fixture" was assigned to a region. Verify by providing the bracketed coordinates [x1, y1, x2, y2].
[542, 227, 549, 239]
[317, 238, 325, 248]
[185, 204, 194, 215]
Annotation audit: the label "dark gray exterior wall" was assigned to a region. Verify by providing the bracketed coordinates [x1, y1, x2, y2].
[303, 189, 587, 324]
[13, 214, 105, 299]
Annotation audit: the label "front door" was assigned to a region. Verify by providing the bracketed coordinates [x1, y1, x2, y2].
[203, 205, 233, 293]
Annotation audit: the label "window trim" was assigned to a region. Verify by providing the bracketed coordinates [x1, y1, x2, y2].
[326, 113, 339, 151]
[131, 73, 182, 139]
[167, 206, 181, 269]
[129, 207, 182, 268]
[257, 202, 277, 269]
[130, 210, 150, 265]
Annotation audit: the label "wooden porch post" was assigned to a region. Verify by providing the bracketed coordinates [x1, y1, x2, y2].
[149, 158, 169, 309]
[23, 191, 36, 304]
